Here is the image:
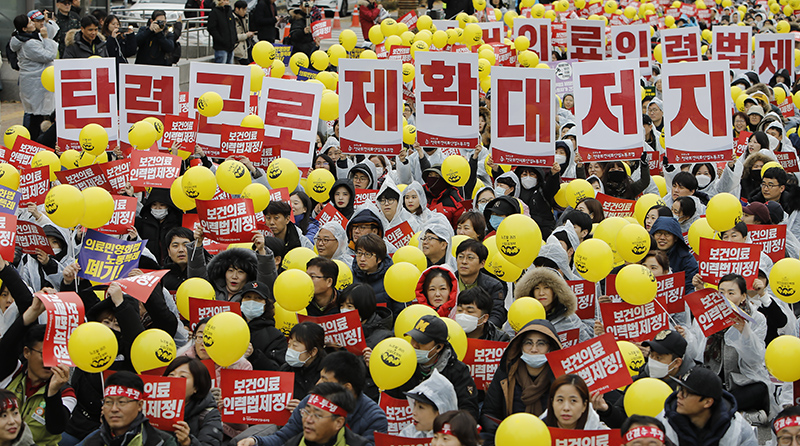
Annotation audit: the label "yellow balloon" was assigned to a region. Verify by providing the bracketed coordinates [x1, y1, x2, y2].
[770, 258, 800, 303]
[624, 378, 672, 416]
[565, 179, 595, 208]
[80, 187, 114, 229]
[216, 160, 252, 195]
[616, 223, 651, 263]
[320, 93, 339, 121]
[394, 304, 439, 340]
[128, 120, 158, 149]
[652, 175, 666, 197]
[271, 59, 286, 78]
[369, 337, 417, 389]
[595, 216, 628, 262]
[393, 246, 427, 272]
[432, 30, 449, 49]
[441, 317, 467, 360]
[44, 184, 85, 228]
[385, 262, 423, 303]
[368, 25, 384, 45]
[766, 335, 800, 381]
[480, 76, 491, 94]
[554, 183, 568, 208]
[307, 168, 335, 202]
[327, 44, 347, 67]
[705, 193, 742, 232]
[274, 269, 314, 311]
[479, 48, 496, 66]
[250, 64, 265, 92]
[508, 297, 546, 332]
[131, 329, 176, 373]
[60, 149, 81, 170]
[275, 303, 306, 336]
[514, 35, 531, 53]
[203, 312, 251, 367]
[142, 117, 164, 141]
[380, 18, 398, 37]
[417, 15, 433, 31]
[487, 252, 523, 282]
[496, 413, 551, 446]
[735, 93, 748, 111]
[402, 63, 415, 83]
[624, 5, 637, 18]
[496, 214, 542, 269]
[170, 176, 196, 212]
[778, 19, 790, 33]
[41, 65, 55, 92]
[730, 85, 743, 101]
[252, 41, 276, 68]
[775, 86, 787, 104]
[176, 277, 215, 319]
[450, 235, 471, 259]
[78, 123, 109, 156]
[761, 161, 784, 178]
[633, 194, 666, 226]
[0, 163, 20, 191]
[182, 166, 217, 200]
[339, 29, 358, 51]
[31, 150, 60, 182]
[400, 31, 415, 46]
[441, 155, 469, 187]
[283, 247, 317, 272]
[241, 114, 264, 129]
[617, 341, 645, 377]
[604, 0, 618, 13]
[266, 158, 300, 191]
[289, 52, 310, 75]
[616, 264, 657, 305]
[360, 49, 378, 59]
[653, 43, 663, 63]
[519, 50, 540, 68]
[701, 28, 712, 43]
[68, 322, 118, 373]
[333, 259, 353, 290]
[685, 217, 713, 254]
[574, 239, 613, 282]
[411, 40, 430, 58]
[4, 125, 30, 149]
[197, 91, 223, 117]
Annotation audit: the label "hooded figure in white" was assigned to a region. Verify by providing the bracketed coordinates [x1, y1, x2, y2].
[376, 175, 419, 233]
[320, 136, 355, 180]
[402, 181, 436, 227]
[397, 369, 459, 439]
[472, 184, 495, 213]
[317, 221, 350, 264]
[422, 214, 457, 271]
[18, 208, 76, 293]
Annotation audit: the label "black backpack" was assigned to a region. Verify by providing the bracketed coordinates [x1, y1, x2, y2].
[6, 36, 19, 71]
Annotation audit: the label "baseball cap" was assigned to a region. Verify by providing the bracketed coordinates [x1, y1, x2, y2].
[642, 329, 687, 358]
[671, 367, 722, 401]
[406, 315, 448, 345]
[748, 105, 765, 117]
[27, 10, 44, 20]
[404, 391, 437, 408]
[239, 281, 271, 301]
[743, 202, 771, 224]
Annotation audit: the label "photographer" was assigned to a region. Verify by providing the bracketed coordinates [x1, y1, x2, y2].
[288, 0, 316, 57]
[135, 10, 182, 66]
[102, 14, 137, 65]
[208, 0, 237, 64]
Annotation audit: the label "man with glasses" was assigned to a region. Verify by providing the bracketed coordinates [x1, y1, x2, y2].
[80, 371, 178, 446]
[306, 257, 339, 317]
[314, 223, 347, 263]
[351, 234, 403, 314]
[344, 205, 388, 260]
[751, 167, 788, 205]
[421, 218, 456, 269]
[772, 406, 800, 446]
[284, 382, 367, 446]
[656, 367, 757, 445]
[375, 177, 418, 233]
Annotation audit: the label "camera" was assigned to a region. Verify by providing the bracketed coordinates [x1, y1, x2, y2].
[156, 19, 166, 27]
[302, 2, 310, 7]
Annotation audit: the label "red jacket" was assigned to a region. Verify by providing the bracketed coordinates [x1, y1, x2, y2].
[415, 266, 459, 318]
[359, 1, 380, 43]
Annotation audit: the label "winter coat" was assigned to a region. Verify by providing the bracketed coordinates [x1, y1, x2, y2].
[284, 427, 369, 446]
[134, 188, 182, 265]
[280, 354, 324, 401]
[104, 32, 138, 65]
[77, 414, 178, 446]
[10, 27, 57, 116]
[233, 12, 251, 60]
[183, 393, 223, 446]
[514, 267, 594, 342]
[415, 266, 459, 318]
[253, 393, 387, 446]
[188, 247, 277, 302]
[330, 178, 356, 220]
[280, 221, 315, 253]
[19, 213, 74, 292]
[135, 22, 180, 66]
[458, 270, 508, 328]
[62, 29, 109, 58]
[657, 390, 758, 446]
[540, 406, 607, 430]
[515, 167, 560, 238]
[289, 9, 315, 56]
[357, 0, 380, 40]
[425, 177, 466, 228]
[54, 10, 80, 55]
[247, 314, 287, 371]
[250, 0, 278, 42]
[363, 306, 394, 348]
[344, 204, 393, 259]
[741, 150, 777, 200]
[649, 217, 698, 293]
[208, 4, 237, 51]
[352, 254, 405, 315]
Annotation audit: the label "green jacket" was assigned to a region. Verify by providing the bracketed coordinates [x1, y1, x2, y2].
[6, 372, 61, 446]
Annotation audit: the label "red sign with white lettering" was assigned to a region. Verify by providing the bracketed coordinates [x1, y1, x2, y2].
[685, 288, 736, 337]
[595, 193, 635, 218]
[113, 270, 170, 303]
[599, 300, 669, 343]
[16, 220, 52, 255]
[546, 333, 632, 394]
[140, 375, 186, 432]
[297, 311, 367, 355]
[220, 370, 294, 425]
[568, 279, 596, 320]
[385, 221, 415, 250]
[197, 198, 258, 244]
[549, 428, 623, 446]
[18, 167, 50, 205]
[37, 292, 84, 367]
[379, 393, 414, 436]
[316, 203, 348, 230]
[162, 115, 198, 152]
[698, 238, 762, 287]
[130, 151, 182, 188]
[98, 195, 138, 235]
[189, 298, 241, 331]
[462, 338, 507, 390]
[9, 137, 48, 170]
[749, 224, 787, 263]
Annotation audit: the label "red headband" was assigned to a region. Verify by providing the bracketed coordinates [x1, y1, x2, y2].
[774, 415, 800, 433]
[0, 398, 17, 412]
[436, 423, 454, 436]
[625, 426, 664, 443]
[104, 385, 142, 401]
[307, 394, 347, 417]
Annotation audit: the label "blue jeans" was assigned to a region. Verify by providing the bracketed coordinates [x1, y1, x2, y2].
[214, 50, 233, 64]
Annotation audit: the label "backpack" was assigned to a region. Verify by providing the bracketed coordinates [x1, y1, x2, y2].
[6, 38, 19, 71]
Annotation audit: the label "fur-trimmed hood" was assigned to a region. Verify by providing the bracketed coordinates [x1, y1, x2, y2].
[743, 149, 778, 172]
[64, 28, 105, 47]
[514, 267, 578, 318]
[206, 248, 259, 298]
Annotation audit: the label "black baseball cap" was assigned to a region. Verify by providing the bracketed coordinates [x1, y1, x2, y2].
[239, 281, 272, 301]
[671, 367, 722, 401]
[405, 315, 448, 345]
[642, 329, 687, 358]
[405, 391, 437, 409]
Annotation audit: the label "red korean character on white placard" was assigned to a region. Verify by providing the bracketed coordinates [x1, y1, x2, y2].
[661, 28, 701, 63]
[338, 59, 403, 155]
[663, 60, 732, 163]
[754, 34, 794, 84]
[513, 19, 551, 62]
[54, 58, 118, 150]
[491, 66, 555, 166]
[713, 26, 751, 72]
[258, 77, 322, 172]
[119, 65, 179, 149]
[610, 25, 651, 76]
[478, 22, 504, 43]
[415, 52, 479, 149]
[566, 20, 605, 61]
[573, 59, 642, 161]
[188, 62, 250, 150]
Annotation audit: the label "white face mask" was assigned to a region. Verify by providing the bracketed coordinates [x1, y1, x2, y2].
[455, 313, 483, 334]
[554, 154, 567, 165]
[494, 186, 508, 197]
[285, 348, 308, 367]
[696, 174, 711, 188]
[52, 246, 62, 255]
[375, 167, 384, 176]
[151, 208, 168, 220]
[521, 353, 547, 368]
[339, 307, 354, 313]
[521, 176, 537, 189]
[647, 357, 675, 379]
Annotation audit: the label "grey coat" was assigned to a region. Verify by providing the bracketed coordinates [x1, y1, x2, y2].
[9, 23, 58, 116]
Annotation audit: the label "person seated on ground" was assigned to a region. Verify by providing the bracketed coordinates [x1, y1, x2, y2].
[620, 415, 668, 446]
[455, 239, 506, 327]
[455, 287, 509, 342]
[163, 357, 223, 446]
[284, 383, 368, 446]
[281, 322, 326, 411]
[351, 233, 402, 315]
[238, 281, 286, 371]
[770, 405, 800, 446]
[305, 257, 339, 317]
[0, 389, 34, 446]
[416, 266, 459, 318]
[431, 410, 481, 446]
[649, 217, 698, 293]
[542, 374, 606, 430]
[398, 369, 459, 439]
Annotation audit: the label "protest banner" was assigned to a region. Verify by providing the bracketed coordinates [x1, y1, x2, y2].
[685, 288, 736, 337]
[0, 214, 14, 260]
[513, 19, 552, 62]
[388, 46, 412, 64]
[316, 202, 348, 229]
[379, 393, 414, 436]
[162, 115, 199, 152]
[119, 65, 179, 149]
[178, 92, 189, 117]
[698, 238, 762, 287]
[0, 186, 19, 215]
[36, 291, 84, 367]
[104, 159, 131, 194]
[9, 137, 48, 170]
[113, 270, 170, 303]
[567, 279, 596, 320]
[339, 59, 403, 155]
[55, 165, 112, 191]
[220, 370, 294, 425]
[311, 19, 332, 40]
[129, 151, 182, 188]
[749, 224, 787, 263]
[713, 26, 752, 72]
[599, 300, 669, 343]
[754, 33, 794, 84]
[188, 63, 251, 151]
[18, 166, 49, 205]
[490, 66, 555, 167]
[196, 198, 258, 244]
[661, 27, 701, 63]
[140, 375, 186, 432]
[549, 427, 623, 446]
[775, 151, 800, 173]
[399, 11, 417, 30]
[558, 328, 581, 348]
[610, 25, 652, 76]
[478, 22, 504, 43]
[662, 60, 732, 163]
[415, 52, 479, 149]
[566, 20, 605, 60]
[595, 193, 635, 218]
[259, 77, 322, 172]
[374, 433, 431, 446]
[298, 311, 367, 355]
[54, 58, 118, 150]
[189, 298, 242, 332]
[546, 333, 632, 394]
[355, 189, 378, 207]
[98, 196, 137, 235]
[573, 59, 642, 162]
[218, 125, 264, 162]
[16, 220, 52, 255]
[385, 221, 415, 250]
[78, 229, 147, 282]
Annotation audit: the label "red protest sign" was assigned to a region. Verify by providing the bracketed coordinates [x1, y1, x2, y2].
[754, 34, 794, 84]
[698, 238, 762, 287]
[269, 187, 290, 204]
[141, 375, 186, 432]
[558, 328, 581, 348]
[16, 220, 53, 255]
[104, 159, 131, 194]
[181, 214, 228, 255]
[18, 167, 50, 205]
[197, 198, 258, 243]
[749, 224, 787, 263]
[119, 65, 179, 149]
[567, 20, 605, 60]
[374, 433, 430, 446]
[661, 27, 701, 63]
[113, 270, 170, 303]
[546, 333, 632, 394]
[734, 131, 752, 158]
[460, 338, 507, 391]
[775, 151, 800, 173]
[595, 193, 635, 218]
[9, 137, 49, 170]
[549, 427, 623, 446]
[297, 312, 367, 355]
[399, 11, 417, 30]
[655, 271, 686, 313]
[98, 196, 137, 235]
[388, 46, 412, 64]
[55, 165, 112, 191]
[568, 279, 596, 320]
[189, 298, 241, 330]
[778, 96, 796, 118]
[130, 151, 182, 188]
[599, 300, 669, 343]
[379, 393, 414, 436]
[317, 203, 348, 230]
[713, 26, 751, 71]
[220, 369, 294, 425]
[355, 189, 378, 207]
[311, 19, 332, 40]
[36, 292, 84, 367]
[514, 19, 552, 62]
[54, 58, 118, 150]
[385, 221, 415, 250]
[685, 288, 736, 337]
[0, 214, 15, 260]
[219, 125, 264, 162]
[162, 115, 199, 151]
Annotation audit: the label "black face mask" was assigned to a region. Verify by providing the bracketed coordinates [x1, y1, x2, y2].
[607, 170, 627, 183]
[426, 176, 446, 196]
[750, 169, 762, 181]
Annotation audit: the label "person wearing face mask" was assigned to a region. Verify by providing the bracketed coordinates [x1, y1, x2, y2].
[455, 288, 509, 342]
[281, 322, 326, 412]
[601, 154, 650, 200]
[513, 166, 560, 238]
[134, 189, 182, 265]
[422, 166, 467, 228]
[238, 281, 287, 371]
[482, 195, 521, 237]
[472, 185, 495, 215]
[590, 329, 693, 429]
[740, 149, 777, 200]
[386, 315, 480, 422]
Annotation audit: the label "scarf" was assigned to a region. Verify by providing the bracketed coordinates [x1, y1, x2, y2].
[506, 360, 550, 416]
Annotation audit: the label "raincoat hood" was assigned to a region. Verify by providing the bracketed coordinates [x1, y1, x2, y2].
[349, 159, 378, 190]
[376, 175, 415, 229]
[495, 171, 521, 198]
[414, 265, 459, 317]
[472, 185, 494, 211]
[320, 136, 340, 155]
[345, 202, 385, 241]
[319, 221, 348, 261]
[538, 237, 575, 280]
[403, 181, 429, 211]
[405, 369, 458, 414]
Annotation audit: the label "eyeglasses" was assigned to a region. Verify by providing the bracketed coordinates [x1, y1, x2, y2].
[378, 197, 397, 205]
[300, 408, 337, 421]
[522, 339, 549, 349]
[352, 224, 376, 232]
[457, 253, 479, 262]
[102, 398, 137, 408]
[315, 161, 330, 168]
[315, 237, 336, 245]
[420, 236, 443, 243]
[777, 434, 800, 445]
[355, 250, 376, 259]
[761, 181, 781, 189]
[308, 274, 326, 280]
[476, 198, 492, 205]
[28, 348, 43, 356]
[194, 332, 205, 341]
